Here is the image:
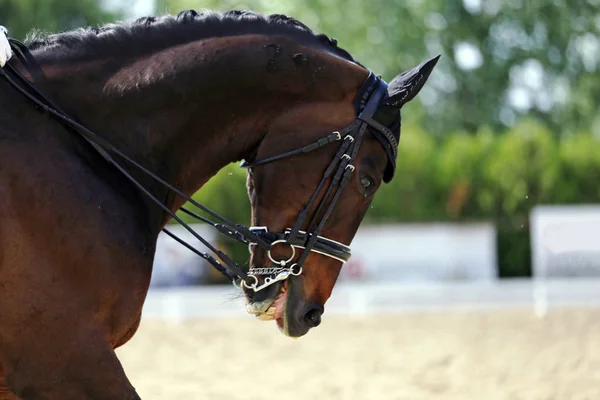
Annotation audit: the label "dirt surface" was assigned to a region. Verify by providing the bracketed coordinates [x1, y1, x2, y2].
[116, 307, 600, 400]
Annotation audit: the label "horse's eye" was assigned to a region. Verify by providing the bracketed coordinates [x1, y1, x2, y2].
[360, 176, 373, 193]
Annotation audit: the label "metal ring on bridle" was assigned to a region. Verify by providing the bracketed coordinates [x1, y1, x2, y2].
[268, 239, 296, 266]
[289, 263, 303, 276]
[240, 274, 258, 289]
[344, 135, 354, 142]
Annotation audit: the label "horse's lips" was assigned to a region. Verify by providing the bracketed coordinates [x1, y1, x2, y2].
[273, 288, 287, 319]
[246, 280, 289, 330]
[274, 281, 289, 333]
[275, 295, 287, 333]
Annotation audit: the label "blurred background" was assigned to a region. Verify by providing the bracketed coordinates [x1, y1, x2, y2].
[3, 0, 600, 398]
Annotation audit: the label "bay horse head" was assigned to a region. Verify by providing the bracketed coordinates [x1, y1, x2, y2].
[237, 33, 439, 336]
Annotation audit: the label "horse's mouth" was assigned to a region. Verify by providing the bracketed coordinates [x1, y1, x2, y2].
[245, 280, 290, 335]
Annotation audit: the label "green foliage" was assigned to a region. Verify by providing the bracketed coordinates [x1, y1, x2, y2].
[178, 123, 600, 277]
[0, 0, 119, 41]
[559, 134, 600, 203]
[368, 123, 442, 222]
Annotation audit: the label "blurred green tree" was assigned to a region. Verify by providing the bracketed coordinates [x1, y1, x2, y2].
[0, 0, 119, 41]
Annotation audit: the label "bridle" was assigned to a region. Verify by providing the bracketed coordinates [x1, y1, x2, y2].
[0, 36, 398, 293]
[239, 72, 396, 291]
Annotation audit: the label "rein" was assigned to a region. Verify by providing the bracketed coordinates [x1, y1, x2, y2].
[0, 36, 396, 293]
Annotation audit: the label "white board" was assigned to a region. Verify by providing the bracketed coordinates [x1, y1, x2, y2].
[530, 205, 600, 278]
[338, 223, 497, 282]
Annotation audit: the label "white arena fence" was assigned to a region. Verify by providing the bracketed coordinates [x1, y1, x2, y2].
[142, 278, 600, 320]
[337, 223, 496, 282]
[530, 204, 600, 315]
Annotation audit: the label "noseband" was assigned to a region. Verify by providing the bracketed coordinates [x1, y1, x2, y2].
[0, 36, 397, 293]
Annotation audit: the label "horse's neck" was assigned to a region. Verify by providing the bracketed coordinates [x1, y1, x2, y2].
[31, 34, 363, 216]
[31, 38, 281, 203]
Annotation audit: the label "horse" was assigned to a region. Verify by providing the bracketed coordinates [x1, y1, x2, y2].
[0, 9, 438, 399]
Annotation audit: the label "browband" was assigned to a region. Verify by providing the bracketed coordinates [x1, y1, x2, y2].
[354, 72, 401, 183]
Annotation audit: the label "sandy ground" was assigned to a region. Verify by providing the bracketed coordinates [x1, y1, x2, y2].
[116, 307, 600, 400]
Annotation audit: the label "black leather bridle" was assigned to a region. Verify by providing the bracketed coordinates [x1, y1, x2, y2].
[0, 36, 398, 293]
[239, 72, 395, 291]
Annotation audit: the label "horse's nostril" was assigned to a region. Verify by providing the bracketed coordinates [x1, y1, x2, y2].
[303, 306, 323, 328]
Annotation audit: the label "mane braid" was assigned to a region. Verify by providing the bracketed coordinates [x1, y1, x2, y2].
[25, 9, 355, 63]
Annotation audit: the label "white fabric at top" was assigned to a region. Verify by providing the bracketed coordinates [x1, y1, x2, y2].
[0, 26, 12, 67]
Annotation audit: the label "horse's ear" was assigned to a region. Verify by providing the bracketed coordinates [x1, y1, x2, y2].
[385, 55, 441, 108]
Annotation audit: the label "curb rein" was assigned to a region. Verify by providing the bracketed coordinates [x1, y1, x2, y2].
[0, 34, 392, 293]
